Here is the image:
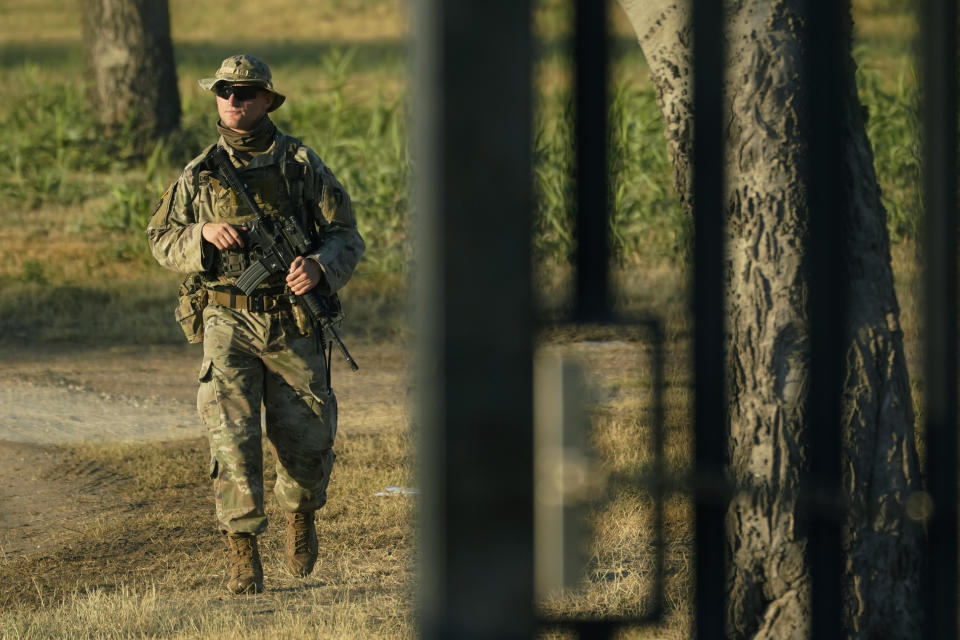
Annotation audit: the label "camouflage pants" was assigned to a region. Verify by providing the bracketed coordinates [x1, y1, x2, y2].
[197, 304, 337, 534]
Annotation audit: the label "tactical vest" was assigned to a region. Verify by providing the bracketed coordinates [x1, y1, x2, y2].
[198, 140, 313, 288]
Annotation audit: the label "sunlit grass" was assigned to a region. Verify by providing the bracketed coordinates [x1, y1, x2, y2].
[0, 432, 416, 639]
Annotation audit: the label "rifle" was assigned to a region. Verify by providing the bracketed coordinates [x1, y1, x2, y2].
[211, 146, 359, 371]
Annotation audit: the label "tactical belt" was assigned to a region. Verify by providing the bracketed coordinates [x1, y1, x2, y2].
[207, 289, 291, 313]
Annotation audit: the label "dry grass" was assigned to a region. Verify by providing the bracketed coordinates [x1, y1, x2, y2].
[891, 240, 925, 467]
[0, 325, 699, 639]
[0, 0, 409, 44]
[532, 328, 694, 639]
[0, 238, 923, 637]
[0, 430, 416, 639]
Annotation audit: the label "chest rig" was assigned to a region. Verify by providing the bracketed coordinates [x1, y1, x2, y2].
[200, 139, 313, 286]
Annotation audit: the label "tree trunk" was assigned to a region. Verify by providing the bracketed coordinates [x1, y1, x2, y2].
[616, 1, 923, 637]
[80, 0, 180, 138]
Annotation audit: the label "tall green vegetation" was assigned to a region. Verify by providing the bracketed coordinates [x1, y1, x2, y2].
[0, 0, 921, 341]
[1, 51, 921, 276]
[0, 50, 411, 282]
[530, 48, 921, 270]
[856, 54, 921, 242]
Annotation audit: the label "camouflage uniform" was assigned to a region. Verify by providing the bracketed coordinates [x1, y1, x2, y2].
[147, 56, 364, 535]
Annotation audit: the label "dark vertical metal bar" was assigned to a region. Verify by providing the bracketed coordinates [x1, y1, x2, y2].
[804, 2, 846, 638]
[691, 1, 726, 638]
[573, 0, 610, 322]
[574, 621, 616, 639]
[413, 2, 534, 638]
[922, 0, 959, 637]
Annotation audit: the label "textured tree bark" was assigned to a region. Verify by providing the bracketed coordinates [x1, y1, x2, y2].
[81, 0, 180, 138]
[616, 1, 923, 637]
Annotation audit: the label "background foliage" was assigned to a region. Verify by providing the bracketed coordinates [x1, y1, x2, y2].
[0, 0, 920, 344]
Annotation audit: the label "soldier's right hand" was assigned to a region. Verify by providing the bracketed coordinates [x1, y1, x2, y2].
[201, 222, 245, 250]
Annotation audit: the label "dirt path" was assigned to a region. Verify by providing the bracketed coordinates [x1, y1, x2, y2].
[0, 344, 201, 441]
[0, 342, 409, 561]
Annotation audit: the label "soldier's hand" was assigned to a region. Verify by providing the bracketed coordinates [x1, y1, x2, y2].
[201, 222, 244, 250]
[287, 256, 322, 295]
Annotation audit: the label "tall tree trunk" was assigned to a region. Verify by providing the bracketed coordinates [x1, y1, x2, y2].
[616, 1, 923, 637]
[81, 0, 180, 138]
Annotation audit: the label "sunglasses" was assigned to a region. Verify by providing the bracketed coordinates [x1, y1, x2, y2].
[214, 84, 264, 102]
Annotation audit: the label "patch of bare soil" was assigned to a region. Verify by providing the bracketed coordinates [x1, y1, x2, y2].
[0, 437, 219, 610]
[0, 342, 410, 608]
[0, 441, 112, 559]
[0, 344, 202, 444]
[0, 342, 409, 443]
[0, 344, 198, 569]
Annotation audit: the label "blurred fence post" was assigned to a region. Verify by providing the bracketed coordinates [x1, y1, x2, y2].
[692, 0, 727, 637]
[413, 2, 535, 638]
[573, 0, 610, 322]
[804, 3, 847, 638]
[921, 1, 959, 638]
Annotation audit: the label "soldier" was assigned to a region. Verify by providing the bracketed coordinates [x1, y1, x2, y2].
[147, 54, 364, 594]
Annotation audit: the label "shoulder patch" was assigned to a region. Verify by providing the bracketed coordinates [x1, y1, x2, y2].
[147, 181, 178, 229]
[152, 188, 169, 216]
[320, 176, 345, 209]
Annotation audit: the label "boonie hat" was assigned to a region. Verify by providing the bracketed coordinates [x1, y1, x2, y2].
[198, 54, 286, 112]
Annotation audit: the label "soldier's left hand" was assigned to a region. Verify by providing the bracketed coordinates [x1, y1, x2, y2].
[287, 256, 322, 295]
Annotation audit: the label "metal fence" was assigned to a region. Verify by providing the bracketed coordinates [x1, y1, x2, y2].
[413, 1, 958, 638]
[921, 1, 957, 638]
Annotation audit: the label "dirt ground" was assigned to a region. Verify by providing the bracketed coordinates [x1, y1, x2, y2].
[0, 342, 409, 563]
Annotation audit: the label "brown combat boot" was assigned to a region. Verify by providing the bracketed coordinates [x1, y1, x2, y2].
[284, 511, 318, 576]
[225, 532, 264, 594]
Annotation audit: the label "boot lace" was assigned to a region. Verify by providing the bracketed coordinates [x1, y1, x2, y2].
[291, 513, 310, 553]
[231, 534, 253, 555]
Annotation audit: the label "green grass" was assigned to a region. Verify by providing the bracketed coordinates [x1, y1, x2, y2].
[531, 78, 688, 268]
[0, 45, 412, 344]
[0, 1, 924, 314]
[855, 50, 922, 242]
[530, 0, 923, 269]
[0, 47, 411, 270]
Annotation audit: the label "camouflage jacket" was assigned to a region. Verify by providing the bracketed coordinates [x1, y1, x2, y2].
[147, 129, 365, 294]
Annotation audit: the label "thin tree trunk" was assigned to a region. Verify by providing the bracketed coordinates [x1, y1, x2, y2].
[81, 0, 180, 138]
[616, 1, 923, 637]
